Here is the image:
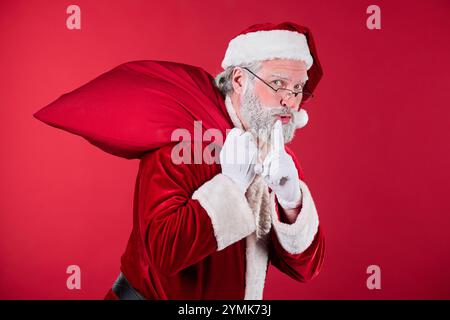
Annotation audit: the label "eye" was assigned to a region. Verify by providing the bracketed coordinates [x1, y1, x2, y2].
[271, 79, 284, 87]
[271, 80, 281, 86]
[293, 83, 304, 91]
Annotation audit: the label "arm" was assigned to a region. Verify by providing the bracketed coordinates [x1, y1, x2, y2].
[269, 220, 325, 282]
[268, 146, 325, 282]
[139, 142, 255, 277]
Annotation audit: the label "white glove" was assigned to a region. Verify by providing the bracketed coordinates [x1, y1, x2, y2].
[262, 120, 302, 209]
[220, 128, 258, 194]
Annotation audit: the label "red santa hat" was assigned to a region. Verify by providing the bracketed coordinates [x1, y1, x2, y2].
[221, 22, 314, 70]
[221, 22, 324, 128]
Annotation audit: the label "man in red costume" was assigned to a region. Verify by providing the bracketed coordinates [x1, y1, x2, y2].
[105, 22, 325, 300]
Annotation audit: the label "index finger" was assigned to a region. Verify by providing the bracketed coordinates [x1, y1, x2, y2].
[271, 120, 285, 154]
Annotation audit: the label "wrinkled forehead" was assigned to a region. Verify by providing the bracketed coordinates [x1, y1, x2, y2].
[259, 59, 309, 82]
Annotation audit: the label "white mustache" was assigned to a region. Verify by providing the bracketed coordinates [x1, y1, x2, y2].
[267, 107, 308, 129]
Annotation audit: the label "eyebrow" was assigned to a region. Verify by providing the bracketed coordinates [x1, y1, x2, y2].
[269, 73, 309, 84]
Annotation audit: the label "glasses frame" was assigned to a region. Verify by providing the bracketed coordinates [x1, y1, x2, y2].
[242, 67, 314, 101]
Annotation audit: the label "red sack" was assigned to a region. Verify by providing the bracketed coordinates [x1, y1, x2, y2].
[34, 33, 323, 160]
[33, 60, 233, 159]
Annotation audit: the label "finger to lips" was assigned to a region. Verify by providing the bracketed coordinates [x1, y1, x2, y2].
[271, 120, 285, 154]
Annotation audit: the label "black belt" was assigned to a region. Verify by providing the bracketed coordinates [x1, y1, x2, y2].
[112, 272, 145, 300]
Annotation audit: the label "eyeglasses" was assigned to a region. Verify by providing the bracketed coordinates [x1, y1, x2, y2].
[242, 67, 314, 101]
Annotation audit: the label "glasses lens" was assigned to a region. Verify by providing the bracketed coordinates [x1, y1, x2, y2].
[278, 89, 312, 102]
[277, 89, 296, 99]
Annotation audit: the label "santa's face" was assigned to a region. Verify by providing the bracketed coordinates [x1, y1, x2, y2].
[239, 59, 308, 144]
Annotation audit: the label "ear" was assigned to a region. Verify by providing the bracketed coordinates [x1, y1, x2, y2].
[231, 67, 246, 95]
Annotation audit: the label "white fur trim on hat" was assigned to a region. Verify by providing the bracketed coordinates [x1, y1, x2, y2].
[222, 30, 313, 70]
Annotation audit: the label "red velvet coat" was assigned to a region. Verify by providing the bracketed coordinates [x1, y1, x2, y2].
[105, 137, 325, 300]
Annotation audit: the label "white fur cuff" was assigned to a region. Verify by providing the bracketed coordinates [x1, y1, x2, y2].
[270, 180, 319, 254]
[192, 174, 256, 251]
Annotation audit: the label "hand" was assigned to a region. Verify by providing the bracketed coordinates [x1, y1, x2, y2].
[262, 120, 302, 209]
[220, 128, 258, 194]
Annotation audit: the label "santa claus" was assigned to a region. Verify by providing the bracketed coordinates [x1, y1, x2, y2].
[105, 22, 325, 300]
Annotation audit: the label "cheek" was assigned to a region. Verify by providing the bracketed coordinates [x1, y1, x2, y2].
[254, 85, 279, 108]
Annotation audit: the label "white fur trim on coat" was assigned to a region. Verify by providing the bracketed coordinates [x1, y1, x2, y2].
[221, 30, 313, 70]
[192, 173, 256, 251]
[270, 180, 319, 254]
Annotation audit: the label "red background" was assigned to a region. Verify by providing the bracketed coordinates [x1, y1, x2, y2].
[1, 0, 450, 299]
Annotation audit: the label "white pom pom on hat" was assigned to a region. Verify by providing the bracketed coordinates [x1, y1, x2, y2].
[293, 109, 309, 129]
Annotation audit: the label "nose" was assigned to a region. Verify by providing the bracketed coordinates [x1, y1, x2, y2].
[280, 93, 300, 110]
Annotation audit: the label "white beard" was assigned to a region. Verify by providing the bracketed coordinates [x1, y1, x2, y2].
[239, 80, 305, 144]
